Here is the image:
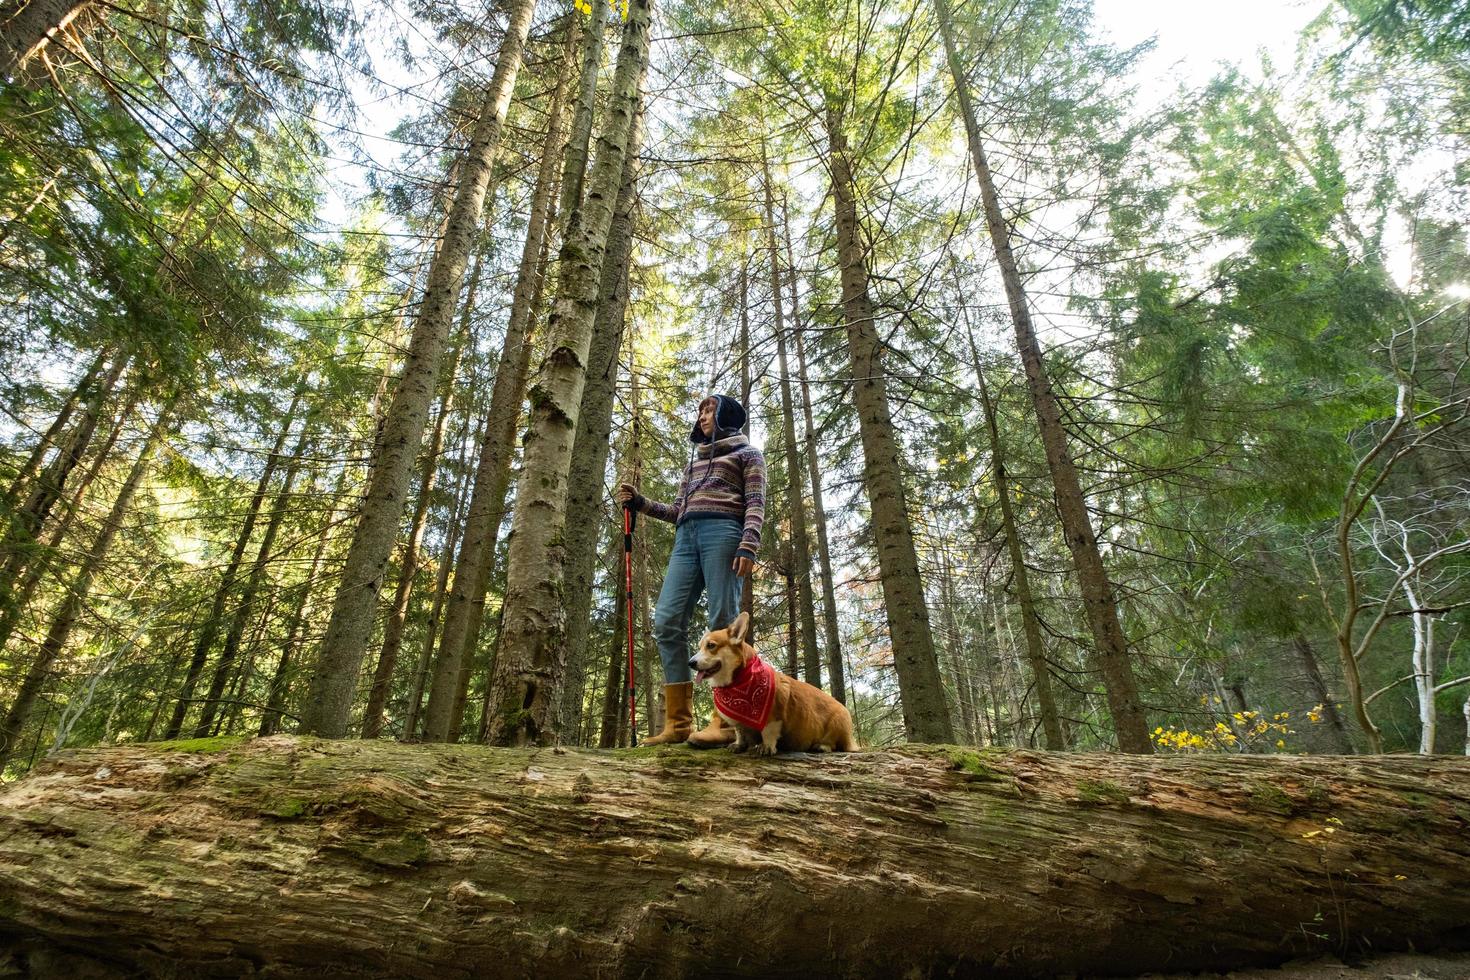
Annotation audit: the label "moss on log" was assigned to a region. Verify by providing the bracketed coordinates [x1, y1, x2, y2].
[0, 736, 1467, 977]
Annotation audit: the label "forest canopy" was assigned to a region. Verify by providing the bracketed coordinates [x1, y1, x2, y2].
[0, 0, 1467, 774]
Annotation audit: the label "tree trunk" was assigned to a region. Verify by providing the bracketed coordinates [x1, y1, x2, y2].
[163, 386, 303, 740]
[933, 0, 1149, 753]
[0, 354, 126, 600]
[0, 349, 105, 515]
[557, 0, 608, 225]
[220, 589, 279, 736]
[1293, 633, 1355, 754]
[446, 231, 556, 746]
[0, 382, 135, 657]
[762, 149, 821, 689]
[1, 738, 1467, 978]
[737, 251, 755, 623]
[784, 199, 845, 703]
[938, 540, 978, 744]
[194, 412, 316, 737]
[301, 0, 537, 738]
[557, 97, 645, 742]
[402, 408, 484, 741]
[628, 361, 656, 738]
[423, 25, 576, 743]
[258, 466, 349, 738]
[963, 323, 1064, 749]
[597, 561, 626, 748]
[0, 0, 89, 78]
[484, 0, 653, 747]
[0, 408, 166, 772]
[363, 264, 475, 741]
[825, 107, 952, 744]
[784, 547, 799, 678]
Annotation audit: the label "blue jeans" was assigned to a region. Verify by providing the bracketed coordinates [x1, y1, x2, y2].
[653, 518, 745, 684]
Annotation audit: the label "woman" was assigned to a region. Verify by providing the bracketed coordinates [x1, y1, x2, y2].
[616, 393, 765, 746]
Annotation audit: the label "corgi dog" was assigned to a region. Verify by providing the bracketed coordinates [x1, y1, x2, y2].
[689, 611, 857, 755]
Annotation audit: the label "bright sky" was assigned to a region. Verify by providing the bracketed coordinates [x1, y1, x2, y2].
[1092, 0, 1324, 92]
[319, 0, 1332, 232]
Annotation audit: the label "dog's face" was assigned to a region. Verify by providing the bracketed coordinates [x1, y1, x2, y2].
[689, 612, 752, 687]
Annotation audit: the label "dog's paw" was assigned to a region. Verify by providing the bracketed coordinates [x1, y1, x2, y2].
[754, 743, 776, 757]
[729, 742, 749, 754]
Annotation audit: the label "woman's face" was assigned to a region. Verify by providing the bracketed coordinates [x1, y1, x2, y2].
[698, 398, 717, 437]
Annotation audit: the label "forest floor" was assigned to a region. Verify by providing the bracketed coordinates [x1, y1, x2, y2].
[1138, 950, 1470, 979]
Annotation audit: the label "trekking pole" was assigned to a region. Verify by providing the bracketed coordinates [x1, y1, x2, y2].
[623, 502, 638, 746]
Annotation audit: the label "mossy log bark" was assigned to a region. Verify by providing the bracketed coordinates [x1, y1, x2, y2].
[0, 737, 1467, 978]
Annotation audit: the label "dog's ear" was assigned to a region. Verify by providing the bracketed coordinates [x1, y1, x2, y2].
[728, 611, 750, 644]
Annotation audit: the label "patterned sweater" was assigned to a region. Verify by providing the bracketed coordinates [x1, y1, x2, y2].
[633, 433, 765, 560]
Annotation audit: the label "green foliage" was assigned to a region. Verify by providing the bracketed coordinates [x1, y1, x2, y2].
[2, 0, 1466, 768]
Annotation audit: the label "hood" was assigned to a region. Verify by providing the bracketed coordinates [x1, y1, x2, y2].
[690, 393, 747, 443]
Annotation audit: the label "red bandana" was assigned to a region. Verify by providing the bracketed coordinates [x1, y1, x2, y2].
[713, 653, 776, 730]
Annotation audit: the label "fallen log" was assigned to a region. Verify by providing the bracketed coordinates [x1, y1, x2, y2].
[0, 736, 1466, 978]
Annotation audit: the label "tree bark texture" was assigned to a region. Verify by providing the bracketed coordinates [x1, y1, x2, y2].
[485, 0, 652, 747]
[558, 0, 607, 224]
[555, 96, 644, 743]
[0, 0, 89, 78]
[301, 0, 537, 739]
[423, 26, 575, 744]
[932, 0, 1150, 753]
[447, 232, 556, 746]
[825, 108, 952, 744]
[362, 314, 468, 741]
[0, 737, 1467, 978]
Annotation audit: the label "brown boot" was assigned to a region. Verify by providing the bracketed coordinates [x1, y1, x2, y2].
[643, 682, 693, 745]
[687, 711, 736, 749]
